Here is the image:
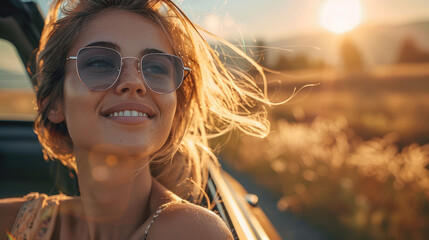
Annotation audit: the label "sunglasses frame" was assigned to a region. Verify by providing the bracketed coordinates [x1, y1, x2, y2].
[66, 46, 191, 94]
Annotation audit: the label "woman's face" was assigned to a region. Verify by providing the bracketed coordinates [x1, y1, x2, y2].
[60, 10, 177, 158]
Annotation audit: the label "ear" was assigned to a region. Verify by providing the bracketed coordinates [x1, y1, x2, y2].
[48, 99, 65, 123]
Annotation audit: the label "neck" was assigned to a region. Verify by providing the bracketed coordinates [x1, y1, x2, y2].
[75, 150, 153, 240]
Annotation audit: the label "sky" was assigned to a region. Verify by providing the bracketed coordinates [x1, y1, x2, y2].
[176, 0, 429, 40]
[32, 0, 429, 40]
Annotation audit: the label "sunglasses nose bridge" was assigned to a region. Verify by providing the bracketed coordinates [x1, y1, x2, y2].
[121, 56, 142, 73]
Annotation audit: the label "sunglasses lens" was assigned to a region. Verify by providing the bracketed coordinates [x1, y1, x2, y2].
[141, 54, 184, 94]
[76, 48, 121, 90]
[74, 48, 186, 93]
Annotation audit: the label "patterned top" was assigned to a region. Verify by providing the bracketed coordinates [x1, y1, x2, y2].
[10, 193, 67, 240]
[10, 193, 186, 240]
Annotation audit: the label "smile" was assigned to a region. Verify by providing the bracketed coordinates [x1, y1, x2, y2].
[101, 102, 156, 120]
[108, 110, 148, 117]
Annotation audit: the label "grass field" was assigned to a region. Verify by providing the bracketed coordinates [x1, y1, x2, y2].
[221, 63, 429, 240]
[265, 63, 429, 146]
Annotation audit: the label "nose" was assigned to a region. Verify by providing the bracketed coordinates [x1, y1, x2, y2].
[114, 57, 147, 95]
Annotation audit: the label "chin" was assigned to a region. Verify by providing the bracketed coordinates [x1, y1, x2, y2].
[87, 142, 160, 159]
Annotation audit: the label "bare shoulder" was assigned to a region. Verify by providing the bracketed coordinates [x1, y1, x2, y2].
[149, 202, 233, 240]
[0, 197, 26, 235]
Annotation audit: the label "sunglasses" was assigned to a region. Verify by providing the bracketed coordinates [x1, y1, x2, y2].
[66, 46, 191, 94]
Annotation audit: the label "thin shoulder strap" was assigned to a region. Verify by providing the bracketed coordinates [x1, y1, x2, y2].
[11, 193, 63, 240]
[143, 199, 186, 240]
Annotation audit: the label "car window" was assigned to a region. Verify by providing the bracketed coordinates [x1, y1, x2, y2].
[0, 39, 36, 121]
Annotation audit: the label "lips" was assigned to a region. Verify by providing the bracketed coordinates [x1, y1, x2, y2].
[100, 102, 155, 119]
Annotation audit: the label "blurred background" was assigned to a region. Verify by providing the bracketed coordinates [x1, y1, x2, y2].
[1, 0, 429, 239]
[178, 0, 429, 239]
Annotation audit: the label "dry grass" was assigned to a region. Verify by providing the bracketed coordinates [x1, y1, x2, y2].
[265, 63, 429, 146]
[221, 63, 429, 240]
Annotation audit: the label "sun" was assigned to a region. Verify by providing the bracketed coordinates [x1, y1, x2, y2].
[319, 0, 363, 34]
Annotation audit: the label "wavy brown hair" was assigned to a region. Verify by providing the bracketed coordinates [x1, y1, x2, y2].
[34, 0, 271, 202]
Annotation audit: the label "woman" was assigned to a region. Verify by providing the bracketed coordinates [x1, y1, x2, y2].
[0, 0, 271, 239]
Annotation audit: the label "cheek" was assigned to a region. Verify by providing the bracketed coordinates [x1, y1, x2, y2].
[62, 73, 102, 149]
[154, 93, 177, 148]
[162, 94, 177, 128]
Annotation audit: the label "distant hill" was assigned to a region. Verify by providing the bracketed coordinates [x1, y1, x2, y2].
[263, 20, 429, 68]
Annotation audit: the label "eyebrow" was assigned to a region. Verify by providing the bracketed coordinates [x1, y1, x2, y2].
[142, 48, 165, 55]
[85, 41, 119, 50]
[84, 41, 166, 56]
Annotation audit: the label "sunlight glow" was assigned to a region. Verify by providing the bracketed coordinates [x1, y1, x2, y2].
[319, 0, 363, 34]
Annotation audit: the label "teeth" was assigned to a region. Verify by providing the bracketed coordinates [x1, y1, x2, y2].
[108, 110, 149, 118]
